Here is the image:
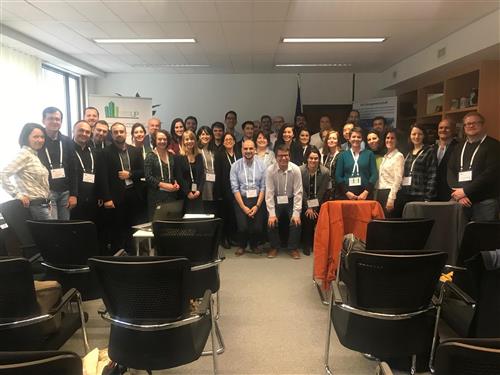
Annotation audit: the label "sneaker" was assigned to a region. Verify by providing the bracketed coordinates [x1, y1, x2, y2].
[267, 248, 278, 258]
[289, 249, 301, 260]
[234, 248, 245, 256]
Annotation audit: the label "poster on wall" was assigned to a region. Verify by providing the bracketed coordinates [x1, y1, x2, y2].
[88, 95, 153, 142]
[352, 96, 398, 129]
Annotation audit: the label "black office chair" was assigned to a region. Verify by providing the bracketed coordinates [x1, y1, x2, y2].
[89, 256, 218, 374]
[0, 350, 82, 375]
[325, 250, 447, 375]
[365, 218, 434, 250]
[153, 218, 225, 355]
[456, 221, 500, 267]
[27, 220, 124, 301]
[0, 257, 89, 353]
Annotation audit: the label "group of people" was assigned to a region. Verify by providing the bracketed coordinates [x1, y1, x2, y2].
[1, 106, 498, 259]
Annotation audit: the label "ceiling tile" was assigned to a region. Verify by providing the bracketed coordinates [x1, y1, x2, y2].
[157, 22, 194, 38]
[0, 9, 24, 21]
[180, 1, 218, 22]
[127, 22, 165, 38]
[98, 44, 135, 56]
[253, 0, 291, 21]
[252, 21, 283, 53]
[67, 1, 122, 22]
[215, 0, 252, 21]
[97, 22, 138, 38]
[62, 21, 109, 39]
[140, 1, 187, 22]
[103, 1, 152, 22]
[2, 1, 54, 21]
[28, 1, 88, 21]
[221, 22, 252, 53]
[190, 22, 228, 51]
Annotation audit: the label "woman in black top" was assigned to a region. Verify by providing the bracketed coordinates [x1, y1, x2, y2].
[273, 124, 303, 166]
[144, 129, 180, 220]
[214, 132, 242, 248]
[297, 128, 312, 165]
[168, 117, 185, 155]
[321, 130, 342, 200]
[174, 130, 205, 214]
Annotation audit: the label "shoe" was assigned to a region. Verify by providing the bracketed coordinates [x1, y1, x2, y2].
[267, 248, 278, 258]
[303, 247, 311, 256]
[289, 249, 301, 259]
[251, 246, 263, 254]
[221, 238, 230, 249]
[235, 248, 245, 256]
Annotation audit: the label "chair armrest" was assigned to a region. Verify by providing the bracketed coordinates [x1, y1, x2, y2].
[444, 282, 476, 305]
[194, 289, 212, 315]
[41, 262, 90, 274]
[27, 252, 42, 263]
[331, 281, 343, 305]
[443, 264, 467, 272]
[191, 259, 223, 271]
[113, 249, 127, 257]
[48, 288, 79, 315]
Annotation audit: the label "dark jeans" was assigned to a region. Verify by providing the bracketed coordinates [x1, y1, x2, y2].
[301, 208, 319, 250]
[463, 198, 499, 221]
[268, 198, 301, 251]
[234, 197, 263, 248]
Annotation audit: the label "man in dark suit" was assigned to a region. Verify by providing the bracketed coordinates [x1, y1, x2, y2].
[99, 122, 144, 253]
[434, 117, 458, 201]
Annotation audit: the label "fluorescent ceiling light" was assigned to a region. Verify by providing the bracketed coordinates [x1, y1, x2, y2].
[282, 37, 385, 43]
[275, 63, 352, 67]
[94, 38, 196, 44]
[132, 64, 210, 68]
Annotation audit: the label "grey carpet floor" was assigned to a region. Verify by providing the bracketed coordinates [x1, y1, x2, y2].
[62, 249, 428, 374]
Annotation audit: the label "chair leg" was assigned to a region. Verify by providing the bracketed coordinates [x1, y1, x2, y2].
[209, 295, 218, 375]
[324, 285, 334, 375]
[429, 285, 444, 373]
[202, 318, 225, 355]
[215, 291, 220, 320]
[76, 292, 90, 354]
[410, 354, 417, 375]
[314, 278, 330, 306]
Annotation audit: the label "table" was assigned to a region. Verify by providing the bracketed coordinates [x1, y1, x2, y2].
[133, 229, 154, 256]
[403, 201, 466, 265]
[313, 200, 385, 292]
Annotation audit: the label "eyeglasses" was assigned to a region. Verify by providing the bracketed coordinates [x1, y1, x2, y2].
[276, 154, 289, 159]
[464, 121, 483, 127]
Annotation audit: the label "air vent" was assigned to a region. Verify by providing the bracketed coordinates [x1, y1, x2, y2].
[437, 47, 446, 58]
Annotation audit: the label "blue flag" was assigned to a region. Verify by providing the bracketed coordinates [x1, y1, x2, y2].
[295, 78, 302, 118]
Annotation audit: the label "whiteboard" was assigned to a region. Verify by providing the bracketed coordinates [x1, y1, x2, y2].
[88, 95, 153, 142]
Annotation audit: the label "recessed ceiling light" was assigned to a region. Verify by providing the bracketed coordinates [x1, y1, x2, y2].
[275, 63, 352, 67]
[132, 64, 210, 68]
[94, 38, 196, 44]
[282, 37, 386, 43]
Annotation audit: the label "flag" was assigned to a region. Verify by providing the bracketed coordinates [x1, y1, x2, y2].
[295, 74, 302, 118]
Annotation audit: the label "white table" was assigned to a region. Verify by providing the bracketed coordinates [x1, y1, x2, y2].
[133, 229, 154, 256]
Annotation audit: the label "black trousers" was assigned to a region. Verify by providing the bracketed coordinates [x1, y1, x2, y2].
[233, 196, 263, 248]
[268, 198, 301, 251]
[220, 197, 237, 243]
[301, 208, 319, 250]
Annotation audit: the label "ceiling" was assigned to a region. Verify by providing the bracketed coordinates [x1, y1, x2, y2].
[1, 0, 498, 74]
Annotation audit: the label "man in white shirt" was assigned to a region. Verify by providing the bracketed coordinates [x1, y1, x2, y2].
[310, 115, 332, 149]
[265, 144, 303, 259]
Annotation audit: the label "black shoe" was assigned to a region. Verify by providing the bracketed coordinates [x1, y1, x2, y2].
[303, 247, 311, 256]
[221, 237, 230, 249]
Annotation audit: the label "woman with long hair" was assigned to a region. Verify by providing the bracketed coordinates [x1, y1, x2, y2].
[169, 117, 185, 155]
[297, 128, 312, 165]
[174, 130, 204, 213]
[254, 130, 275, 169]
[366, 129, 385, 170]
[273, 123, 303, 166]
[131, 122, 151, 159]
[321, 130, 342, 200]
[197, 126, 217, 214]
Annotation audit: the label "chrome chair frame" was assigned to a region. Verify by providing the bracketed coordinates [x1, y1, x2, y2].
[98, 289, 218, 375]
[0, 351, 82, 374]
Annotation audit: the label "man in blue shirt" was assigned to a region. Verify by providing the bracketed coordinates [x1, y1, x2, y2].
[230, 139, 266, 256]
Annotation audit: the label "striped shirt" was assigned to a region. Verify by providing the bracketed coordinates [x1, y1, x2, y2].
[1, 146, 50, 200]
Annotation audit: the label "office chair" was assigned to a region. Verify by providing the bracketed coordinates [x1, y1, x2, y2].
[0, 257, 89, 353]
[365, 218, 434, 251]
[89, 256, 218, 374]
[325, 250, 447, 375]
[456, 221, 500, 267]
[0, 350, 82, 375]
[153, 218, 225, 355]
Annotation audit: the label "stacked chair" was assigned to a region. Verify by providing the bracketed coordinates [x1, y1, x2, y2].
[0, 350, 82, 375]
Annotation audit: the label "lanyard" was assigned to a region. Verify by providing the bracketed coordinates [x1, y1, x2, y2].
[309, 170, 317, 197]
[118, 150, 130, 171]
[326, 151, 339, 175]
[45, 140, 63, 168]
[303, 146, 307, 156]
[460, 135, 486, 171]
[75, 148, 94, 173]
[142, 145, 146, 159]
[188, 156, 195, 183]
[404, 148, 424, 175]
[243, 160, 256, 187]
[279, 169, 289, 196]
[350, 149, 360, 176]
[226, 152, 235, 165]
[156, 151, 171, 182]
[202, 149, 214, 172]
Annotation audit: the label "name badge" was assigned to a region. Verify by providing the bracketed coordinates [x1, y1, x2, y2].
[206, 173, 216, 182]
[247, 189, 257, 198]
[349, 177, 361, 186]
[191, 183, 198, 192]
[125, 179, 133, 186]
[50, 168, 65, 179]
[402, 176, 412, 186]
[83, 173, 95, 184]
[458, 170, 472, 182]
[307, 198, 319, 208]
[327, 180, 332, 189]
[277, 195, 288, 205]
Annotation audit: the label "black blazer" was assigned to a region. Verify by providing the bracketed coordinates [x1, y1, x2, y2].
[73, 142, 102, 202]
[174, 154, 205, 197]
[214, 149, 241, 200]
[99, 144, 144, 205]
[434, 139, 458, 201]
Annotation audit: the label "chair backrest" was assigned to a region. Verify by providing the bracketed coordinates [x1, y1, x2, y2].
[0, 257, 39, 319]
[365, 218, 434, 250]
[457, 221, 500, 266]
[27, 220, 99, 266]
[0, 350, 82, 375]
[89, 256, 191, 323]
[435, 338, 500, 375]
[152, 218, 222, 262]
[0, 200, 37, 258]
[344, 250, 447, 313]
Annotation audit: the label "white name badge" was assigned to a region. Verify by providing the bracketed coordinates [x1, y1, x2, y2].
[277, 195, 288, 204]
[191, 183, 198, 192]
[50, 168, 65, 179]
[349, 177, 361, 186]
[458, 170, 472, 182]
[402, 176, 412, 186]
[307, 198, 319, 208]
[206, 173, 216, 182]
[247, 189, 257, 198]
[125, 179, 133, 186]
[82, 173, 95, 184]
[327, 180, 332, 189]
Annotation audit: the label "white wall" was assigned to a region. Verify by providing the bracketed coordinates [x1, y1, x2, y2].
[90, 72, 393, 126]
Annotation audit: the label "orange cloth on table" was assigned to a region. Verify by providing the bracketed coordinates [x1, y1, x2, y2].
[314, 200, 385, 287]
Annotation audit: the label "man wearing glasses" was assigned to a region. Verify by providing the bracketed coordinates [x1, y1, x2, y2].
[447, 112, 500, 221]
[265, 144, 303, 259]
